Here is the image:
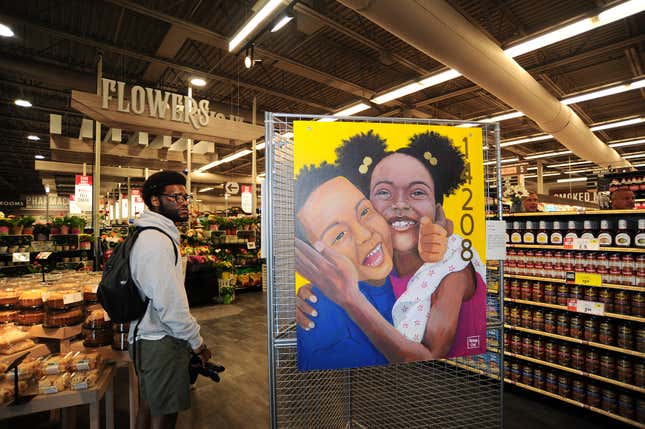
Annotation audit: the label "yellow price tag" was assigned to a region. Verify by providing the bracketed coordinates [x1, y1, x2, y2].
[574, 272, 602, 287]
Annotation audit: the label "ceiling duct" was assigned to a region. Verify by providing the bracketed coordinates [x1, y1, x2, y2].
[338, 0, 630, 168]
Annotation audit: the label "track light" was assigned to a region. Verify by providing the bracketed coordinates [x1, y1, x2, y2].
[244, 45, 259, 70]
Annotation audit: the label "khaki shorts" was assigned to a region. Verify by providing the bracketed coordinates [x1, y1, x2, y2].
[130, 335, 192, 416]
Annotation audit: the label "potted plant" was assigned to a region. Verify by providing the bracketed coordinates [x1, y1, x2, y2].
[68, 216, 86, 234]
[9, 218, 22, 235]
[52, 217, 66, 234]
[219, 284, 235, 304]
[503, 184, 529, 213]
[79, 234, 92, 250]
[19, 216, 36, 235]
[32, 223, 50, 241]
[0, 218, 10, 235]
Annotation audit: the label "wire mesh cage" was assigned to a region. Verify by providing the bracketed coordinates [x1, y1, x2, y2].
[265, 113, 504, 428]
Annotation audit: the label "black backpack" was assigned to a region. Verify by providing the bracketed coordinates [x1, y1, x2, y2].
[97, 226, 178, 323]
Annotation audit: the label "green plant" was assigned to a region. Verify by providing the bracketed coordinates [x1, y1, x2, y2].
[0, 218, 11, 227]
[52, 217, 65, 228]
[32, 223, 50, 236]
[18, 216, 36, 227]
[68, 216, 86, 230]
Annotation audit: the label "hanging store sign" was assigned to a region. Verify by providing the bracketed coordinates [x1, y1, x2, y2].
[549, 188, 598, 203]
[225, 182, 240, 195]
[0, 199, 26, 208]
[131, 189, 144, 216]
[293, 121, 487, 371]
[69, 194, 82, 215]
[241, 185, 253, 214]
[74, 175, 92, 211]
[500, 164, 528, 177]
[25, 195, 68, 210]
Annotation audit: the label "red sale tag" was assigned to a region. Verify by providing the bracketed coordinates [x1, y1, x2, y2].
[563, 237, 574, 249]
[567, 298, 605, 316]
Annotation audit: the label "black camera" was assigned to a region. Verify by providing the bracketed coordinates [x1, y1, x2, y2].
[189, 353, 225, 384]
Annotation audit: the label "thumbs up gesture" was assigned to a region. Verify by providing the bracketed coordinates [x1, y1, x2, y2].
[418, 204, 453, 263]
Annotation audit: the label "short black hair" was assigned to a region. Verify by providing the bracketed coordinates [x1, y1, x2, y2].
[294, 162, 343, 242]
[142, 170, 186, 209]
[335, 130, 389, 197]
[396, 131, 467, 203]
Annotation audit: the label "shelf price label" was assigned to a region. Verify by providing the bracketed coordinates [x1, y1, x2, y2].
[12, 252, 30, 263]
[567, 299, 605, 316]
[563, 237, 600, 250]
[36, 252, 52, 260]
[574, 272, 602, 287]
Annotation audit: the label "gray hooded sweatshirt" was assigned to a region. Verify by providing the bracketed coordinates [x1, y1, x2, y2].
[127, 210, 203, 350]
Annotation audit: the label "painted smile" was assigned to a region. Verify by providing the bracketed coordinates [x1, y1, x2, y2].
[389, 217, 418, 232]
[362, 243, 384, 267]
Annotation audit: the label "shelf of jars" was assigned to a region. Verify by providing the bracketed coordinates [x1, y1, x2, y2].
[503, 378, 644, 428]
[504, 297, 644, 323]
[508, 243, 645, 253]
[503, 274, 644, 292]
[504, 209, 644, 217]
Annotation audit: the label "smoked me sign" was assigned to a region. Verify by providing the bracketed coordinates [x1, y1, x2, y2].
[100, 78, 244, 131]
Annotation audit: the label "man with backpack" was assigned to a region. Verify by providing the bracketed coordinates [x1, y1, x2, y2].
[129, 171, 211, 429]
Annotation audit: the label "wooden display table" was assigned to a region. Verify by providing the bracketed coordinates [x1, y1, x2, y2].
[28, 325, 83, 353]
[0, 365, 115, 429]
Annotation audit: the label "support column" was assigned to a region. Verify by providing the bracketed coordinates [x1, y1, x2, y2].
[186, 86, 192, 195]
[251, 96, 257, 214]
[537, 161, 544, 194]
[127, 177, 131, 220]
[92, 55, 102, 269]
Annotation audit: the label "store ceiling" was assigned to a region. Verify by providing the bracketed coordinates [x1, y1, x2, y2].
[0, 0, 643, 196]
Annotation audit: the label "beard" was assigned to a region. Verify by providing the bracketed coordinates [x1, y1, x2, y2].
[158, 199, 188, 223]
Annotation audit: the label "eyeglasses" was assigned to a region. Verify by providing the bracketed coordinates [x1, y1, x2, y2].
[159, 193, 193, 203]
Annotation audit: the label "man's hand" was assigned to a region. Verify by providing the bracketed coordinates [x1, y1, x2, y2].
[193, 343, 212, 363]
[296, 283, 318, 330]
[418, 205, 451, 263]
[295, 238, 360, 308]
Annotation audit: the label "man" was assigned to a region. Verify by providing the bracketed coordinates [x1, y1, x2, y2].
[522, 191, 540, 212]
[130, 171, 211, 429]
[611, 188, 635, 209]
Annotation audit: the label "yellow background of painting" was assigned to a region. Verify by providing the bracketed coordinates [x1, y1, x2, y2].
[293, 121, 485, 289]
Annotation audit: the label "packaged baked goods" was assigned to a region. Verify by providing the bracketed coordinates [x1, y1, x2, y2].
[43, 307, 84, 328]
[70, 369, 100, 390]
[0, 310, 19, 324]
[68, 351, 102, 372]
[82, 278, 101, 303]
[112, 331, 128, 351]
[38, 373, 70, 394]
[83, 307, 111, 329]
[0, 287, 19, 308]
[0, 324, 30, 347]
[112, 322, 130, 333]
[17, 288, 45, 309]
[41, 352, 75, 375]
[0, 379, 34, 404]
[43, 284, 83, 311]
[83, 327, 112, 347]
[5, 358, 41, 381]
[16, 309, 45, 326]
[0, 339, 35, 355]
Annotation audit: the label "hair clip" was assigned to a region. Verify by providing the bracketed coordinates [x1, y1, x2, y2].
[359, 156, 372, 174]
[424, 151, 438, 166]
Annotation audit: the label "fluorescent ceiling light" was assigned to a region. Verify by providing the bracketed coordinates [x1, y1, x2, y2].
[557, 177, 587, 183]
[564, 168, 595, 174]
[524, 172, 561, 178]
[190, 78, 207, 87]
[590, 117, 643, 131]
[271, 14, 293, 32]
[0, 23, 14, 37]
[501, 134, 553, 148]
[562, 78, 645, 105]
[14, 99, 32, 107]
[481, 111, 525, 123]
[334, 103, 370, 117]
[527, 167, 537, 171]
[418, 69, 462, 88]
[197, 149, 252, 172]
[549, 160, 592, 168]
[633, 163, 645, 168]
[228, 0, 283, 51]
[255, 142, 266, 150]
[27, 135, 40, 141]
[504, 0, 645, 58]
[608, 137, 645, 148]
[622, 152, 645, 159]
[371, 82, 425, 104]
[524, 150, 572, 160]
[483, 157, 519, 166]
[199, 187, 214, 192]
[34, 155, 45, 160]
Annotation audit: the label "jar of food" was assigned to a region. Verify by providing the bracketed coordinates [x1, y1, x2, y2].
[558, 343, 571, 366]
[544, 311, 557, 333]
[521, 336, 533, 356]
[569, 284, 583, 300]
[536, 221, 550, 245]
[510, 307, 521, 326]
[618, 394, 635, 420]
[545, 371, 558, 393]
[600, 388, 618, 413]
[616, 357, 633, 384]
[609, 253, 621, 271]
[599, 319, 615, 345]
[521, 364, 533, 386]
[585, 383, 601, 408]
[558, 374, 571, 398]
[574, 253, 585, 273]
[557, 313, 570, 336]
[532, 282, 544, 302]
[636, 327, 645, 353]
[557, 284, 569, 306]
[622, 254, 635, 272]
[504, 362, 511, 380]
[520, 307, 533, 328]
[583, 287, 597, 302]
[511, 361, 521, 382]
[532, 309, 545, 331]
[572, 378, 586, 403]
[598, 220, 613, 246]
[565, 221, 580, 240]
[520, 281, 532, 301]
[504, 280, 510, 297]
[511, 334, 522, 354]
[533, 367, 545, 390]
[599, 353, 615, 378]
[570, 346, 585, 370]
[614, 290, 631, 315]
[631, 292, 644, 317]
[638, 399, 645, 425]
[545, 341, 558, 363]
[585, 350, 600, 374]
[504, 331, 510, 350]
[598, 289, 614, 313]
[617, 322, 634, 349]
[544, 283, 556, 304]
[551, 221, 564, 245]
[511, 221, 523, 244]
[510, 280, 521, 299]
[615, 219, 631, 248]
[583, 317, 599, 342]
[569, 315, 583, 339]
[634, 361, 644, 387]
[533, 337, 545, 360]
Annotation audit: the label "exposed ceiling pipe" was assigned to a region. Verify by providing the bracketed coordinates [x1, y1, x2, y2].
[338, 0, 630, 168]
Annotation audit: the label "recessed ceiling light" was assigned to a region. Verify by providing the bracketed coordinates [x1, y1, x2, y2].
[190, 78, 206, 87]
[0, 23, 14, 38]
[14, 99, 32, 107]
[34, 155, 45, 160]
[27, 135, 40, 141]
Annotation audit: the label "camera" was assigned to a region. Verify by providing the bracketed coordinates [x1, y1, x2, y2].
[189, 353, 225, 383]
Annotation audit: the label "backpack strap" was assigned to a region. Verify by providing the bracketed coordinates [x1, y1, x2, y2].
[134, 226, 179, 265]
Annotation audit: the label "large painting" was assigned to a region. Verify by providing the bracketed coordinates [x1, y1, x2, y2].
[293, 121, 486, 371]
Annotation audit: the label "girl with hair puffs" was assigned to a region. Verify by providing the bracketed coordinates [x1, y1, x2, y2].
[298, 131, 486, 358]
